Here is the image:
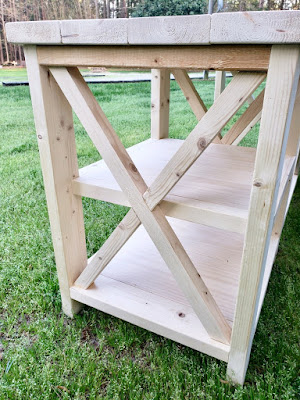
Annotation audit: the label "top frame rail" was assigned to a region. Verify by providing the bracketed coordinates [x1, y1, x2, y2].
[36, 45, 271, 71]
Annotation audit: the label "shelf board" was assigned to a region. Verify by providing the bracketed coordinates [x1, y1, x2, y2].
[70, 217, 245, 361]
[73, 139, 257, 234]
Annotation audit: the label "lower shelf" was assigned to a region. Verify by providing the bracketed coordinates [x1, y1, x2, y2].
[69, 137, 298, 362]
[70, 172, 298, 362]
[71, 217, 244, 362]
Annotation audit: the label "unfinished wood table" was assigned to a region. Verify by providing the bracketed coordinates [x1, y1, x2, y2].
[7, 11, 300, 385]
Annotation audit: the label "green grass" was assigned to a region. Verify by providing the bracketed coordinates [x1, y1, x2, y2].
[0, 67, 28, 82]
[0, 75, 299, 399]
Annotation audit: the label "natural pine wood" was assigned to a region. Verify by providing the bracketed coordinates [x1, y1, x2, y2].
[213, 71, 226, 142]
[24, 46, 87, 317]
[172, 69, 221, 143]
[7, 12, 300, 46]
[75, 209, 140, 289]
[144, 72, 266, 211]
[16, 27, 300, 386]
[227, 45, 300, 385]
[128, 15, 211, 45]
[50, 66, 232, 344]
[72, 139, 255, 234]
[211, 11, 300, 44]
[151, 69, 170, 139]
[71, 218, 244, 362]
[172, 69, 207, 120]
[214, 71, 226, 100]
[37, 45, 271, 71]
[222, 89, 265, 145]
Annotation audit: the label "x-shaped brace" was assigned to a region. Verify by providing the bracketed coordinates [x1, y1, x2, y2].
[50, 67, 265, 344]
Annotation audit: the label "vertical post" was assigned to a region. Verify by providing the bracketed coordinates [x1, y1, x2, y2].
[227, 45, 300, 385]
[214, 70, 226, 142]
[151, 69, 170, 140]
[24, 46, 88, 317]
[214, 71, 226, 101]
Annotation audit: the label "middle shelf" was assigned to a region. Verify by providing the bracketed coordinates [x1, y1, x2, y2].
[72, 138, 296, 234]
[73, 138, 255, 233]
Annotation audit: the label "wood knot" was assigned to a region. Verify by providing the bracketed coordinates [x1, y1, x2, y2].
[119, 223, 125, 231]
[197, 138, 207, 150]
[129, 163, 138, 173]
[38, 135, 42, 140]
[253, 180, 263, 188]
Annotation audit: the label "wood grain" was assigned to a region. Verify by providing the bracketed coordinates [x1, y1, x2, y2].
[7, 11, 300, 45]
[227, 45, 300, 385]
[24, 46, 87, 317]
[144, 72, 266, 211]
[6, 21, 61, 44]
[211, 11, 300, 44]
[128, 15, 210, 45]
[37, 45, 271, 71]
[75, 209, 140, 289]
[172, 69, 207, 120]
[60, 19, 128, 45]
[50, 66, 232, 344]
[73, 139, 255, 234]
[151, 69, 170, 139]
[71, 218, 244, 361]
[222, 89, 265, 145]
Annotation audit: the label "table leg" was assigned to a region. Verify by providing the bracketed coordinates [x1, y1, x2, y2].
[151, 69, 170, 140]
[227, 45, 300, 385]
[24, 46, 88, 317]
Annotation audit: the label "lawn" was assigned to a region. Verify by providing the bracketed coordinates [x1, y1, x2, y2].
[0, 71, 299, 399]
[0, 67, 28, 82]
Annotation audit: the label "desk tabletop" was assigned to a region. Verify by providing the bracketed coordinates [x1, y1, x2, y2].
[6, 11, 300, 46]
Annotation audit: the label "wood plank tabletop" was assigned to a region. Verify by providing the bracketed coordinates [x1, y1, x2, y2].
[6, 11, 300, 46]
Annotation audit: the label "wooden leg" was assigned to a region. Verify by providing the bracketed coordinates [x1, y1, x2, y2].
[227, 45, 300, 385]
[213, 71, 226, 142]
[214, 71, 226, 101]
[24, 46, 87, 317]
[151, 69, 170, 139]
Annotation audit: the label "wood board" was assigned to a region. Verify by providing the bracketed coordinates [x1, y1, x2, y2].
[73, 140, 256, 234]
[71, 217, 244, 362]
